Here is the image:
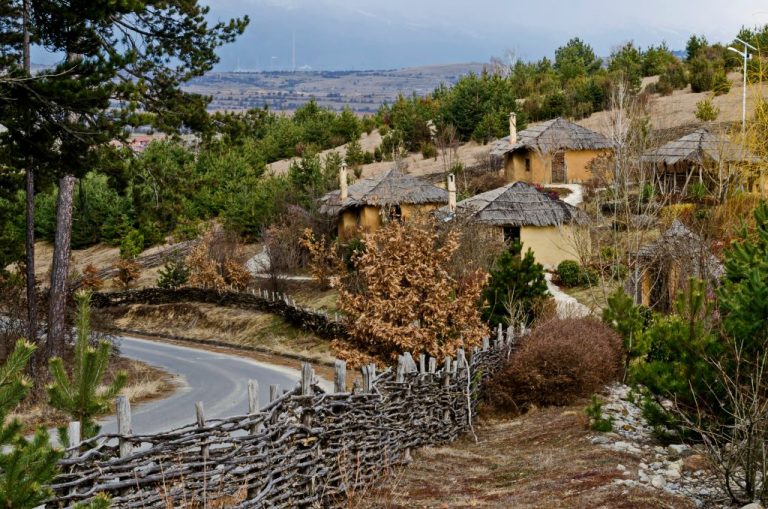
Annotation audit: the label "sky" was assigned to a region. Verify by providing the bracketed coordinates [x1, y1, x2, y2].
[203, 0, 768, 71]
[27, 1, 768, 71]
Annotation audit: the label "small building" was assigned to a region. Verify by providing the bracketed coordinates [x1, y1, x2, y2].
[437, 181, 585, 268]
[626, 220, 723, 311]
[641, 128, 757, 195]
[491, 115, 612, 185]
[319, 166, 449, 237]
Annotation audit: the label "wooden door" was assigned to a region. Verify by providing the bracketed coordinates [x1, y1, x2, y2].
[551, 151, 567, 183]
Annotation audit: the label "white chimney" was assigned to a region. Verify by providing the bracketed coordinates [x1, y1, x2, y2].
[447, 173, 457, 212]
[340, 162, 348, 200]
[509, 112, 517, 147]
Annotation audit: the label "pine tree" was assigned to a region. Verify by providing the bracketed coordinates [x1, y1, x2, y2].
[481, 243, 549, 327]
[48, 291, 127, 443]
[0, 339, 62, 508]
[719, 201, 768, 353]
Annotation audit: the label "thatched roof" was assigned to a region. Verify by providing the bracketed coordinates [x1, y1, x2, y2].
[490, 118, 612, 157]
[641, 128, 756, 167]
[437, 182, 583, 227]
[319, 168, 448, 216]
[636, 220, 723, 277]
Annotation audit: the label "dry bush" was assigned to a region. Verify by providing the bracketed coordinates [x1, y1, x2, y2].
[487, 318, 624, 412]
[330, 216, 488, 368]
[442, 214, 506, 284]
[186, 226, 252, 292]
[80, 264, 104, 291]
[301, 229, 345, 290]
[112, 259, 142, 290]
[263, 207, 313, 291]
[459, 171, 508, 197]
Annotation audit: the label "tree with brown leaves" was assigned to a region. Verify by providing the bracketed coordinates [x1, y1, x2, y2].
[330, 217, 488, 367]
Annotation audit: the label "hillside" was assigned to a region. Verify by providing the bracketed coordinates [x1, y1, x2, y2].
[579, 72, 768, 135]
[183, 63, 489, 113]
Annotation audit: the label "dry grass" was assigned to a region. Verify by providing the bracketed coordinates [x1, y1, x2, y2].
[104, 302, 334, 364]
[353, 405, 695, 509]
[580, 72, 767, 135]
[12, 356, 175, 433]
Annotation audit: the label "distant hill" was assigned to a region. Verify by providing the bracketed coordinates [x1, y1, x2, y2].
[183, 63, 489, 113]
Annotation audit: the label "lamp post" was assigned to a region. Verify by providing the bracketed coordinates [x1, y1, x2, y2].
[728, 37, 757, 133]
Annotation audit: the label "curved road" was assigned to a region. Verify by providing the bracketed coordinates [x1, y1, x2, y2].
[98, 336, 309, 435]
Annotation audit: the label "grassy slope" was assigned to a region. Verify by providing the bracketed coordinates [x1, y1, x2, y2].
[355, 404, 695, 509]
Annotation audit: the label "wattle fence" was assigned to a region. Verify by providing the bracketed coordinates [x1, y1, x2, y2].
[48, 326, 520, 508]
[91, 287, 347, 340]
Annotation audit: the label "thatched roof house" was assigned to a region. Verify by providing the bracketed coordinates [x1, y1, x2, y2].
[320, 167, 448, 236]
[490, 116, 612, 185]
[491, 117, 612, 157]
[438, 182, 585, 267]
[439, 182, 583, 227]
[627, 220, 723, 311]
[641, 128, 758, 193]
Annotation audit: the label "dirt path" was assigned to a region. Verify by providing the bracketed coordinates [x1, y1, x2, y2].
[355, 405, 695, 509]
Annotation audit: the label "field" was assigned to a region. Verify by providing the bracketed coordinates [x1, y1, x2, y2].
[183, 63, 488, 113]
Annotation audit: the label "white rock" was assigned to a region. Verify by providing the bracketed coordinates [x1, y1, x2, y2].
[651, 475, 667, 489]
[741, 504, 764, 509]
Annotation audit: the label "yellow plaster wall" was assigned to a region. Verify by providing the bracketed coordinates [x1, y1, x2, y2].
[519, 225, 582, 268]
[337, 203, 443, 236]
[504, 148, 607, 184]
[504, 150, 549, 184]
[564, 149, 604, 183]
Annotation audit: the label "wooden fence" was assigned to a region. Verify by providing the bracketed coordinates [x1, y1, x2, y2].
[48, 324, 521, 508]
[91, 287, 347, 340]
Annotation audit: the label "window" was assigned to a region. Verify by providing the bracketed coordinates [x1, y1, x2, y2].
[525, 158, 531, 172]
[386, 204, 402, 222]
[503, 226, 521, 245]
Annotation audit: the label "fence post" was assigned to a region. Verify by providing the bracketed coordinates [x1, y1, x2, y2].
[428, 357, 437, 374]
[270, 384, 280, 403]
[419, 354, 426, 374]
[334, 360, 347, 393]
[196, 401, 209, 461]
[496, 323, 503, 346]
[301, 363, 314, 396]
[396, 355, 405, 383]
[116, 395, 132, 458]
[506, 324, 514, 344]
[442, 365, 452, 423]
[456, 349, 466, 371]
[482, 336, 490, 351]
[248, 380, 262, 434]
[67, 421, 81, 458]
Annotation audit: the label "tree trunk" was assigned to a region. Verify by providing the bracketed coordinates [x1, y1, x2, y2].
[46, 174, 76, 359]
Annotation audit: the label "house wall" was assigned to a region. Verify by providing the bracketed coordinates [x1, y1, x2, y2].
[504, 148, 606, 184]
[564, 149, 604, 183]
[337, 203, 444, 237]
[520, 225, 583, 269]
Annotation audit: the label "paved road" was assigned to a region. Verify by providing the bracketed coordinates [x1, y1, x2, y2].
[98, 337, 310, 436]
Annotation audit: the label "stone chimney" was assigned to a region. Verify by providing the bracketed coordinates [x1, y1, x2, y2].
[340, 162, 348, 200]
[447, 173, 457, 212]
[509, 112, 517, 147]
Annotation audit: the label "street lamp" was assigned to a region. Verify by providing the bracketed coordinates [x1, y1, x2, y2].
[728, 37, 757, 133]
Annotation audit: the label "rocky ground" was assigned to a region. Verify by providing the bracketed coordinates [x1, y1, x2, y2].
[594, 384, 728, 508]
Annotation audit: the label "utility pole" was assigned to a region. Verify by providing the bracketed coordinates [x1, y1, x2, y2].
[728, 37, 757, 134]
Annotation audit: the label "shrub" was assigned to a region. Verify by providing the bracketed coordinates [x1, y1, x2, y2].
[80, 264, 104, 291]
[156, 256, 190, 290]
[482, 243, 549, 327]
[557, 259, 597, 287]
[695, 97, 719, 122]
[486, 318, 624, 412]
[420, 141, 438, 160]
[119, 229, 144, 260]
[586, 395, 614, 432]
[659, 203, 695, 226]
[556, 260, 582, 287]
[112, 259, 142, 289]
[712, 71, 731, 96]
